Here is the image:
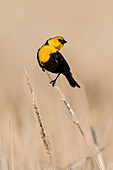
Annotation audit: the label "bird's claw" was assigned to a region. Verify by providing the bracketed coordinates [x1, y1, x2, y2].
[42, 68, 45, 72]
[50, 80, 56, 87]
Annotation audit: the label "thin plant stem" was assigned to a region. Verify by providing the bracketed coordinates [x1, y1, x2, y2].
[7, 159, 10, 170]
[9, 121, 14, 170]
[45, 71, 101, 170]
[90, 126, 105, 170]
[62, 147, 105, 169]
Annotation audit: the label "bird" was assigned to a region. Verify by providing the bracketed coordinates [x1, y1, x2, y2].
[37, 36, 80, 88]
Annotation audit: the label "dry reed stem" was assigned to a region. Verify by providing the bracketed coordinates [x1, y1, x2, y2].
[24, 66, 55, 170]
[45, 71, 101, 170]
[7, 159, 10, 170]
[90, 126, 105, 170]
[9, 121, 14, 170]
[62, 147, 105, 169]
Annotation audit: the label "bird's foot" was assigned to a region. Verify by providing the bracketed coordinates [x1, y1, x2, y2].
[50, 80, 56, 87]
[42, 68, 45, 72]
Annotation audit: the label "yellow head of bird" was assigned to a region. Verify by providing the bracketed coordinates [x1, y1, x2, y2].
[45, 36, 67, 51]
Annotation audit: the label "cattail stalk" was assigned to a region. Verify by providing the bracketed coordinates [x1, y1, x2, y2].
[24, 66, 55, 170]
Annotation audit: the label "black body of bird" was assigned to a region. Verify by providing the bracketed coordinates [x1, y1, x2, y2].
[37, 36, 80, 88]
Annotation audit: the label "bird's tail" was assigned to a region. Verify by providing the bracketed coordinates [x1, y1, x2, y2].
[65, 74, 80, 88]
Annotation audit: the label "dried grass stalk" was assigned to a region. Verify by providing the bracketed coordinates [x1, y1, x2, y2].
[9, 121, 14, 170]
[90, 126, 105, 170]
[46, 71, 101, 170]
[24, 66, 55, 170]
[7, 159, 10, 170]
[62, 147, 105, 169]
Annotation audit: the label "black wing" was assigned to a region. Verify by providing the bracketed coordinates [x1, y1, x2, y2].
[44, 51, 71, 74]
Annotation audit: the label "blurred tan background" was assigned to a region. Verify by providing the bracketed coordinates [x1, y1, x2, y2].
[0, 0, 113, 169]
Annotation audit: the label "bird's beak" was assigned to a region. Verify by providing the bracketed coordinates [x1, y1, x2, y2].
[62, 39, 67, 44]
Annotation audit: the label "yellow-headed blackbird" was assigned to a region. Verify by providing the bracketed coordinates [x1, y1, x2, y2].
[37, 36, 80, 88]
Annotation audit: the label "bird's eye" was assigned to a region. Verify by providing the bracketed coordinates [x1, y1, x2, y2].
[58, 39, 67, 44]
[58, 39, 63, 43]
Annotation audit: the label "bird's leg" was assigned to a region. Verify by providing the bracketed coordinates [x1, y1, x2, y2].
[42, 68, 45, 72]
[50, 73, 61, 87]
